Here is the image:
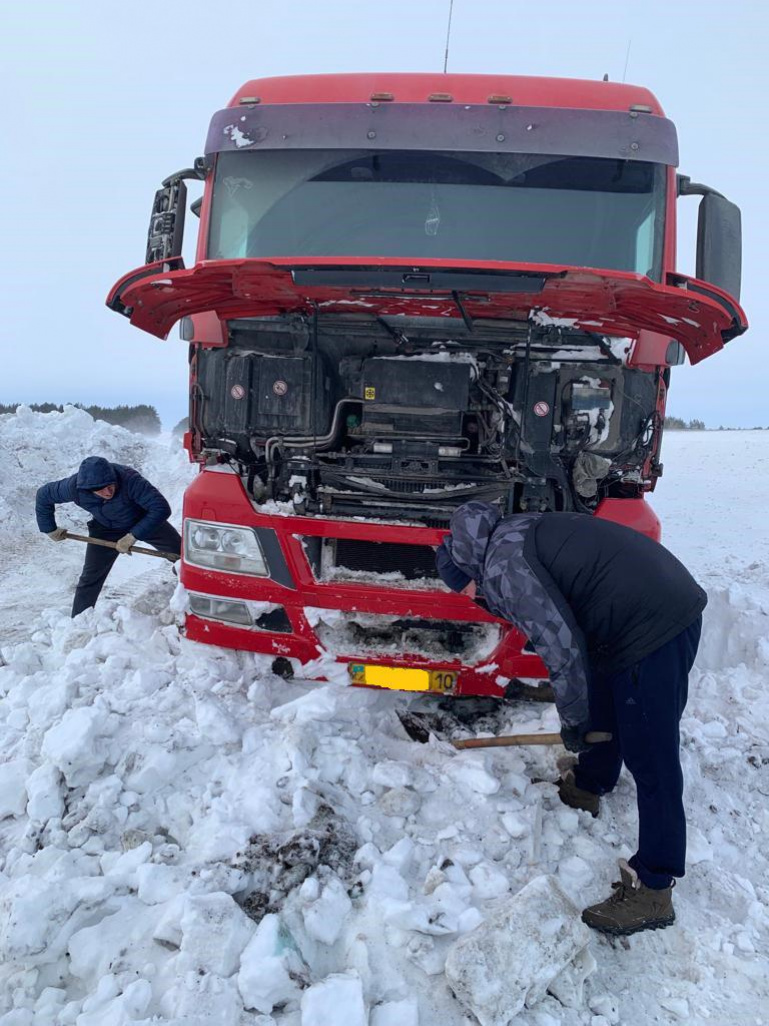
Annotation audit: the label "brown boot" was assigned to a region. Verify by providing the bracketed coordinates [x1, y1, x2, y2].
[557, 769, 600, 817]
[582, 860, 675, 936]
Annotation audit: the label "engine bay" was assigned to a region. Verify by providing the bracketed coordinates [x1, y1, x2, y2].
[192, 313, 662, 525]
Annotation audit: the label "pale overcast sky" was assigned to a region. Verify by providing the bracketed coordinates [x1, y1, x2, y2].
[2, 0, 766, 428]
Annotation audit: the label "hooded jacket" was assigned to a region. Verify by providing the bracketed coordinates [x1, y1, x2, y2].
[439, 501, 707, 731]
[35, 457, 172, 540]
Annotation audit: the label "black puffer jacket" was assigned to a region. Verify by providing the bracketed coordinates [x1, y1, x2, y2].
[440, 502, 707, 731]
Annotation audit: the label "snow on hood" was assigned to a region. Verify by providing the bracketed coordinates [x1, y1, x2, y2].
[445, 500, 502, 580]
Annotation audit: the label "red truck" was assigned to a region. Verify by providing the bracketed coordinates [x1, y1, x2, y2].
[108, 73, 747, 699]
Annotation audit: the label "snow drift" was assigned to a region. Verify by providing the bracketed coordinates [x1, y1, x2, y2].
[0, 408, 767, 1025]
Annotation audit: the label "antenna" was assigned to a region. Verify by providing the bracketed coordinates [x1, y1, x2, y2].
[622, 39, 632, 83]
[443, 0, 455, 74]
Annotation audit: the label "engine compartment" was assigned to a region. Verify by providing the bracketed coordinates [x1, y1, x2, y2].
[192, 313, 662, 525]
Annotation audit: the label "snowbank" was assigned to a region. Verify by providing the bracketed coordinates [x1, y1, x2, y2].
[0, 413, 767, 1024]
[0, 404, 193, 542]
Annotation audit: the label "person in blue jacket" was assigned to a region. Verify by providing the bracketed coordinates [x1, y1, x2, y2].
[36, 456, 181, 617]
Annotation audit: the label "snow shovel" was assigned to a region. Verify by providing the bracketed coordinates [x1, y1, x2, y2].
[397, 710, 611, 749]
[63, 531, 180, 563]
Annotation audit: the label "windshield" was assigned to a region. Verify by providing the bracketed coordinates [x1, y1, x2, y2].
[207, 150, 666, 279]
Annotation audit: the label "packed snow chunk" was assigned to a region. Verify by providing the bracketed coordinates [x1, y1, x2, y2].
[161, 969, 243, 1024]
[0, 759, 31, 819]
[660, 996, 690, 1019]
[371, 760, 413, 789]
[152, 893, 186, 949]
[73, 976, 152, 1026]
[40, 705, 111, 787]
[0, 871, 115, 963]
[371, 997, 419, 1026]
[469, 862, 511, 901]
[301, 973, 366, 1026]
[25, 762, 63, 822]
[238, 913, 306, 1014]
[447, 754, 500, 796]
[179, 892, 255, 976]
[557, 855, 594, 896]
[687, 826, 714, 865]
[301, 873, 352, 945]
[68, 897, 155, 982]
[444, 875, 593, 1026]
[546, 945, 597, 1009]
[136, 862, 190, 905]
[271, 686, 339, 725]
[193, 693, 242, 745]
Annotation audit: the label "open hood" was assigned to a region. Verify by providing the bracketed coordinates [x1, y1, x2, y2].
[107, 257, 747, 365]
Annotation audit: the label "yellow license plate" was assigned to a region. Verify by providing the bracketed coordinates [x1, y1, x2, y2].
[348, 663, 457, 693]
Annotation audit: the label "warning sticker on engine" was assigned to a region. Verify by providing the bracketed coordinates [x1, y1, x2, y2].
[364, 386, 376, 400]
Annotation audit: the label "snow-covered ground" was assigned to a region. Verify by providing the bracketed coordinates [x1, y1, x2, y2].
[0, 407, 767, 1026]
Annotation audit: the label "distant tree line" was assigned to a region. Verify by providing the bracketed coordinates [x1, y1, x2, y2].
[0, 402, 162, 435]
[665, 417, 769, 431]
[664, 416, 706, 430]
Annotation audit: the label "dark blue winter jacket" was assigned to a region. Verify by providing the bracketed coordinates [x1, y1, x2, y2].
[35, 456, 172, 541]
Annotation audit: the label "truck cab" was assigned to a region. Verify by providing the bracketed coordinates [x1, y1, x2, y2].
[108, 73, 747, 697]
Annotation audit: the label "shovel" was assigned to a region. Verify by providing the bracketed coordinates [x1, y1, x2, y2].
[63, 531, 180, 563]
[397, 710, 611, 749]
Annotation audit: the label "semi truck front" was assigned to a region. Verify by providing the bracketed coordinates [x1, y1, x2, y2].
[108, 73, 747, 698]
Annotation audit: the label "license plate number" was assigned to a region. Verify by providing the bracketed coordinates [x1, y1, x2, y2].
[348, 663, 457, 693]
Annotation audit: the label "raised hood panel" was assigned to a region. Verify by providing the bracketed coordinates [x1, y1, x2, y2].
[107, 257, 747, 365]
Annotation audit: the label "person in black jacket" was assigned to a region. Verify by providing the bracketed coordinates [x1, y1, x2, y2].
[436, 500, 705, 936]
[36, 456, 181, 617]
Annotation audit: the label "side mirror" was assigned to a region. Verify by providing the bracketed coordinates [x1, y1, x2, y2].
[145, 158, 209, 265]
[696, 193, 742, 301]
[678, 175, 742, 300]
[146, 179, 187, 264]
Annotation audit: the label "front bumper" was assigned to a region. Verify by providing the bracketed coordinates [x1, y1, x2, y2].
[179, 469, 545, 697]
[179, 470, 661, 697]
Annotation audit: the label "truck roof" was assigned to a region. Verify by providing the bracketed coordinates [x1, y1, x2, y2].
[228, 73, 664, 115]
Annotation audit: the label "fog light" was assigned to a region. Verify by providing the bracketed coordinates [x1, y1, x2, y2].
[188, 593, 252, 626]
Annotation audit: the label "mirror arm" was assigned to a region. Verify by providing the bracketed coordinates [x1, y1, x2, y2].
[677, 174, 725, 200]
[162, 156, 210, 188]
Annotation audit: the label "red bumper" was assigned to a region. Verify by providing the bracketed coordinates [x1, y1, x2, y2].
[179, 470, 660, 697]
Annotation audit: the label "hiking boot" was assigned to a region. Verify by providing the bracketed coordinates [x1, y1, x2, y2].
[582, 859, 675, 936]
[557, 769, 600, 817]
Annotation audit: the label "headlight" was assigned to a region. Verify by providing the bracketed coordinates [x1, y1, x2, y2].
[184, 519, 268, 576]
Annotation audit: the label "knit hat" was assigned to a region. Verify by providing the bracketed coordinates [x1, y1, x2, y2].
[435, 541, 472, 593]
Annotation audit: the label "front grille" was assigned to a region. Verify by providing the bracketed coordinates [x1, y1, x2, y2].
[334, 538, 439, 580]
[306, 609, 501, 661]
[368, 478, 433, 494]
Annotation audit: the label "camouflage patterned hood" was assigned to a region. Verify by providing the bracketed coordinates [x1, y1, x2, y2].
[444, 501, 502, 580]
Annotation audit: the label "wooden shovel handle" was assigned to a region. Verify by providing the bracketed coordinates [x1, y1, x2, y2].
[452, 731, 612, 750]
[63, 531, 179, 562]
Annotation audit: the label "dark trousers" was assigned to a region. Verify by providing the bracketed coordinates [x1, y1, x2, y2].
[72, 519, 182, 618]
[574, 616, 702, 889]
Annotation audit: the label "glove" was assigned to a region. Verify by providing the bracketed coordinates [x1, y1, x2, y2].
[560, 724, 594, 754]
[47, 527, 68, 541]
[116, 533, 136, 554]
